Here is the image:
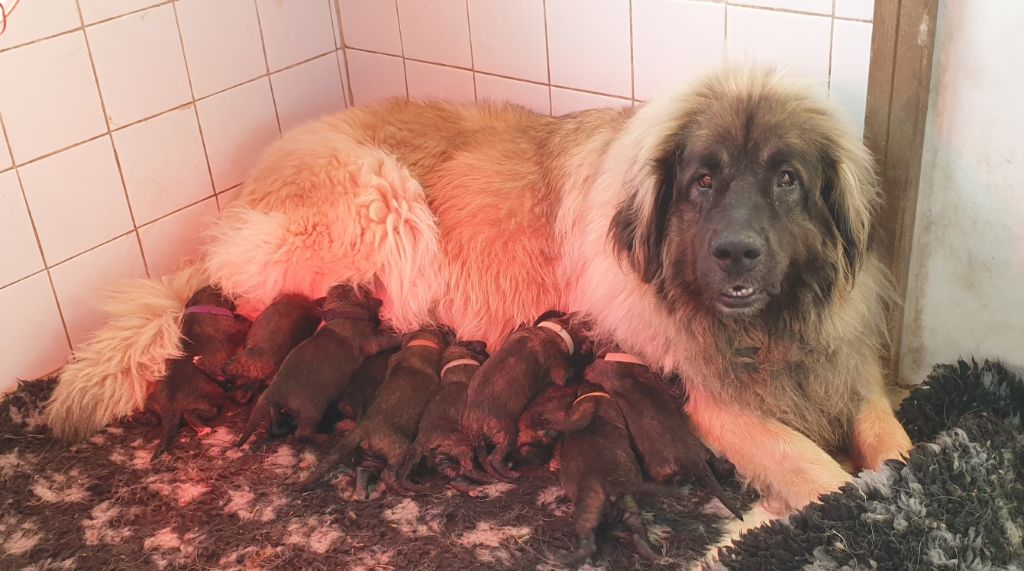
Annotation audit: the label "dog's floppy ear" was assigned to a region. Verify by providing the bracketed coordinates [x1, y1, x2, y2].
[609, 143, 679, 283]
[465, 340, 488, 358]
[819, 136, 878, 284]
[533, 309, 566, 326]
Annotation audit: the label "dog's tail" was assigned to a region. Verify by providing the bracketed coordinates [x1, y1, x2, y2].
[236, 391, 272, 447]
[296, 430, 361, 491]
[151, 410, 183, 461]
[45, 261, 209, 441]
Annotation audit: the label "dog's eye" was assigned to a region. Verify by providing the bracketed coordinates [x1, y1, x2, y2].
[776, 171, 796, 188]
[696, 174, 713, 191]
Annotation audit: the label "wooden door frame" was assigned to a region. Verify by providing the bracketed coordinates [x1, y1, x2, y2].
[863, 0, 939, 384]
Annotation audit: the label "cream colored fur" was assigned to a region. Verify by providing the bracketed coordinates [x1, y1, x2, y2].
[47, 67, 910, 516]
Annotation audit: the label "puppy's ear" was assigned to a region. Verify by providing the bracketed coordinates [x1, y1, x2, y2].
[819, 137, 878, 284]
[465, 340, 488, 357]
[609, 144, 679, 283]
[533, 309, 566, 326]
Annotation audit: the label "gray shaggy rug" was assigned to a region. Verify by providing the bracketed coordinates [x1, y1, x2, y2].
[0, 359, 1021, 570]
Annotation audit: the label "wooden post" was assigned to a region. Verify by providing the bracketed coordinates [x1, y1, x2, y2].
[863, 0, 939, 385]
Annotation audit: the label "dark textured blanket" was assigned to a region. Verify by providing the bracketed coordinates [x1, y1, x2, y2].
[1, 360, 1021, 570]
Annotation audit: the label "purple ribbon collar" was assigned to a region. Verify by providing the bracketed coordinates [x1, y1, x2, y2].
[184, 305, 236, 318]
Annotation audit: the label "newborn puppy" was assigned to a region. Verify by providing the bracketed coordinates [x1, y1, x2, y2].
[297, 326, 451, 496]
[236, 284, 394, 445]
[397, 340, 492, 490]
[184, 286, 251, 382]
[515, 384, 578, 466]
[461, 310, 587, 480]
[543, 384, 663, 566]
[337, 347, 398, 422]
[142, 286, 243, 459]
[222, 293, 320, 400]
[585, 351, 743, 519]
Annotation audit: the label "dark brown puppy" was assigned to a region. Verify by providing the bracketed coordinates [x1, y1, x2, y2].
[543, 385, 662, 567]
[585, 351, 743, 519]
[297, 326, 451, 496]
[184, 286, 251, 382]
[396, 340, 491, 490]
[236, 284, 394, 445]
[337, 347, 398, 422]
[222, 293, 320, 398]
[143, 286, 245, 459]
[515, 384, 578, 466]
[461, 310, 587, 480]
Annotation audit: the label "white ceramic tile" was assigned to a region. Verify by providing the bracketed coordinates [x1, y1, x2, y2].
[346, 49, 407, 105]
[405, 60, 475, 104]
[546, 0, 632, 97]
[50, 234, 147, 348]
[0, 33, 107, 163]
[112, 106, 213, 224]
[175, 0, 266, 98]
[551, 88, 631, 116]
[86, 5, 192, 127]
[0, 0, 79, 50]
[256, 0, 336, 71]
[397, 0, 471, 67]
[830, 19, 872, 136]
[139, 197, 219, 277]
[217, 185, 245, 209]
[730, 0, 832, 15]
[19, 138, 134, 264]
[468, 0, 547, 83]
[196, 79, 280, 191]
[726, 6, 833, 89]
[835, 0, 873, 20]
[271, 53, 346, 133]
[475, 74, 550, 115]
[337, 0, 402, 55]
[633, 0, 725, 101]
[0, 273, 70, 392]
[0, 170, 43, 287]
[78, 0, 164, 24]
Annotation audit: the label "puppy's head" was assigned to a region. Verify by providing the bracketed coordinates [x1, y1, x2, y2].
[610, 67, 878, 323]
[188, 285, 235, 311]
[323, 283, 383, 313]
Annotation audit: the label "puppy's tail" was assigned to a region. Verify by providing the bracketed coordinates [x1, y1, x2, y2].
[297, 430, 361, 491]
[696, 466, 745, 520]
[45, 260, 209, 441]
[237, 391, 271, 447]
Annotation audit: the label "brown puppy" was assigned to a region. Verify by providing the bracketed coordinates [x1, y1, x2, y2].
[585, 352, 743, 519]
[184, 286, 251, 382]
[236, 284, 393, 445]
[544, 385, 662, 566]
[143, 286, 245, 459]
[515, 384, 578, 467]
[397, 340, 491, 490]
[222, 293, 320, 399]
[461, 310, 587, 480]
[337, 347, 398, 422]
[297, 326, 451, 497]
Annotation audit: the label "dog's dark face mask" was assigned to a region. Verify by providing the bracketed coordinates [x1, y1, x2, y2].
[611, 90, 867, 325]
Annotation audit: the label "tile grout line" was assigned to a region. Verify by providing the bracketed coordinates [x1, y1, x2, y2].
[333, 0, 356, 107]
[75, 2, 152, 280]
[393, 0, 410, 98]
[252, 0, 284, 136]
[542, 0, 552, 115]
[169, 0, 220, 211]
[628, 0, 635, 101]
[464, 0, 477, 102]
[827, 0, 837, 94]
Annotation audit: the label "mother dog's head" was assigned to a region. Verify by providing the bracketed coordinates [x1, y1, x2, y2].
[610, 67, 879, 324]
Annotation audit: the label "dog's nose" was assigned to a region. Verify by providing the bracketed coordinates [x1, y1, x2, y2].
[711, 234, 764, 273]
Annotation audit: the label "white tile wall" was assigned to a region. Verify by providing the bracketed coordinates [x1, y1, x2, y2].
[338, 0, 873, 125]
[0, 0, 350, 391]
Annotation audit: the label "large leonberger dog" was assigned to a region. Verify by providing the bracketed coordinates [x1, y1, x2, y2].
[47, 67, 911, 514]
